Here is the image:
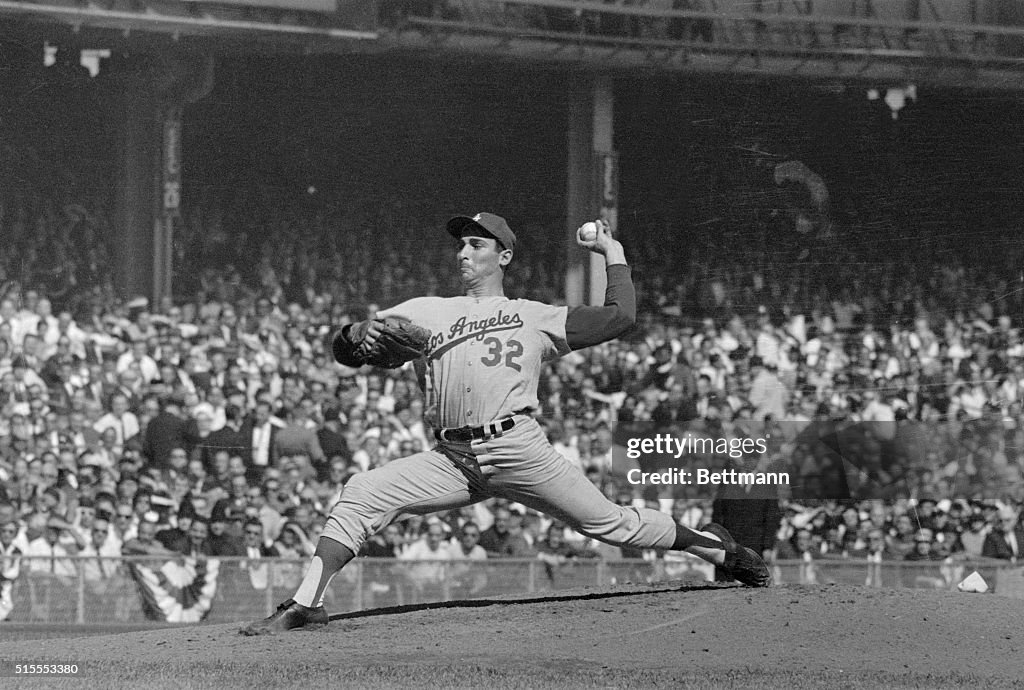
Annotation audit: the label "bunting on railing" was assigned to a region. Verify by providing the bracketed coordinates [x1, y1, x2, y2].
[127, 557, 220, 623]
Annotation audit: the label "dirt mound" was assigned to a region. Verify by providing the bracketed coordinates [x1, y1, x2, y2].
[2, 582, 1021, 687]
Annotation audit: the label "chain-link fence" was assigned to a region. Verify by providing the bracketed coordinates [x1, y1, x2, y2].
[1, 555, 1021, 625]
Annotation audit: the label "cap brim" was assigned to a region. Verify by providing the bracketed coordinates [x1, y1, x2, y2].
[447, 216, 495, 241]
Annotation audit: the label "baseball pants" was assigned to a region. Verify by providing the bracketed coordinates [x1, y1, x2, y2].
[321, 416, 678, 552]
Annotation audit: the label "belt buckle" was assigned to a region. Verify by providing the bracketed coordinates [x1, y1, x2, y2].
[438, 428, 452, 443]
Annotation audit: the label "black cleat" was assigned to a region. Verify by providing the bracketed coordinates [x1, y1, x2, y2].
[703, 523, 772, 588]
[239, 599, 328, 635]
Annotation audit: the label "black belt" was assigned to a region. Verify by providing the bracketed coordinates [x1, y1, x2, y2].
[434, 417, 516, 443]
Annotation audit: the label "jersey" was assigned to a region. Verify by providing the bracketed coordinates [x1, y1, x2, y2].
[378, 296, 570, 428]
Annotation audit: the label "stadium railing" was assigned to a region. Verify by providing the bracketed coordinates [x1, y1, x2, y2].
[1, 554, 1020, 625]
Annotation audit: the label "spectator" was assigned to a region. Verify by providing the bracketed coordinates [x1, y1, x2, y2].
[272, 521, 312, 591]
[240, 519, 278, 591]
[982, 506, 1024, 562]
[536, 523, 597, 587]
[0, 520, 22, 621]
[747, 356, 787, 423]
[93, 391, 140, 451]
[398, 520, 452, 602]
[888, 513, 917, 559]
[79, 516, 124, 599]
[478, 507, 533, 558]
[116, 340, 159, 385]
[317, 406, 352, 470]
[243, 400, 279, 475]
[959, 512, 989, 559]
[446, 522, 487, 596]
[274, 403, 326, 469]
[123, 518, 181, 558]
[201, 404, 249, 468]
[142, 396, 188, 470]
[358, 522, 407, 607]
[24, 517, 81, 620]
[360, 523, 405, 558]
[711, 455, 782, 580]
[904, 529, 942, 562]
[186, 517, 213, 558]
[208, 501, 245, 556]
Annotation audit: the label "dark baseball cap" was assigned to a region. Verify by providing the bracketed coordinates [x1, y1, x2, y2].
[447, 212, 516, 252]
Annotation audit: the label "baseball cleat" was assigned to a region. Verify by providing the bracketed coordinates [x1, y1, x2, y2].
[239, 598, 328, 635]
[703, 523, 772, 588]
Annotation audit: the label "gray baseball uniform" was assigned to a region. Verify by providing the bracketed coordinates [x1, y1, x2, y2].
[320, 264, 679, 553]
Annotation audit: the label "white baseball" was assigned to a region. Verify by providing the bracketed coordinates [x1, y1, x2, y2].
[578, 222, 599, 242]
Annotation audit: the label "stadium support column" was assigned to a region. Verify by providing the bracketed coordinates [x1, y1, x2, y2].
[565, 74, 616, 306]
[110, 51, 213, 306]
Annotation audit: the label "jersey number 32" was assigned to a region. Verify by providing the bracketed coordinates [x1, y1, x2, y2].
[480, 337, 523, 372]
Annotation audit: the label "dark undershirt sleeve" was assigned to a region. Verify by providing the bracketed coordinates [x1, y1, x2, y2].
[565, 264, 636, 351]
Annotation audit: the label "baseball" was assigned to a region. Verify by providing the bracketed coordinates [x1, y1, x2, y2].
[578, 222, 599, 242]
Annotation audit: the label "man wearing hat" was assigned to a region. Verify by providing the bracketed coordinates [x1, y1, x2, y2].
[208, 500, 245, 557]
[983, 505, 1024, 562]
[959, 510, 989, 558]
[243, 213, 770, 635]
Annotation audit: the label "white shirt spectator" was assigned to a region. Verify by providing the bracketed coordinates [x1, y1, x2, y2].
[243, 545, 271, 590]
[749, 367, 788, 422]
[447, 539, 487, 561]
[251, 421, 276, 468]
[116, 348, 160, 385]
[24, 538, 77, 579]
[79, 538, 122, 584]
[755, 330, 781, 368]
[399, 529, 454, 588]
[951, 385, 987, 420]
[401, 537, 453, 561]
[94, 410, 141, 448]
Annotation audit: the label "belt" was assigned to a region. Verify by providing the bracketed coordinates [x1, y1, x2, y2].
[434, 417, 516, 443]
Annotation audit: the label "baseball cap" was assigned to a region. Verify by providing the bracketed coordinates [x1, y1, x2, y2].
[446, 212, 516, 252]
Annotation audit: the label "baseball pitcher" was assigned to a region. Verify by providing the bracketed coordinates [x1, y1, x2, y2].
[242, 212, 769, 635]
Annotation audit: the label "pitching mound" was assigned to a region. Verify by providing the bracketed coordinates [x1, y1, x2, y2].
[3, 582, 1022, 688]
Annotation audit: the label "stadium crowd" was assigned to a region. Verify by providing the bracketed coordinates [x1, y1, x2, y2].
[2, 184, 1024, 622]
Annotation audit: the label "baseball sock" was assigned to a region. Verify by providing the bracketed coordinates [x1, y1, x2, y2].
[292, 537, 355, 608]
[672, 525, 726, 565]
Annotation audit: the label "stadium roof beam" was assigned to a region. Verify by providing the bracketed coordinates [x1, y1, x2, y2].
[1, 0, 1022, 89]
[384, 0, 1024, 91]
[0, 0, 377, 41]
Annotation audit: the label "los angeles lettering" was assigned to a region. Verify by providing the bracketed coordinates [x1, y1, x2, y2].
[428, 311, 524, 358]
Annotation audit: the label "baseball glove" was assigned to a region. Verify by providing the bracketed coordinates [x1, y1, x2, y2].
[331, 317, 431, 369]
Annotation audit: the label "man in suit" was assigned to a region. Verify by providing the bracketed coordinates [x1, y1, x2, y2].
[107, 368, 142, 413]
[711, 453, 783, 583]
[82, 362, 108, 405]
[317, 404, 351, 472]
[982, 506, 1024, 562]
[40, 337, 78, 388]
[47, 360, 81, 412]
[143, 395, 188, 471]
[203, 350, 230, 395]
[201, 404, 250, 467]
[94, 391, 141, 451]
[274, 401, 326, 469]
[243, 400, 279, 475]
[117, 340, 159, 385]
[652, 380, 698, 428]
[240, 518, 279, 592]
